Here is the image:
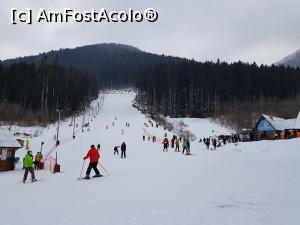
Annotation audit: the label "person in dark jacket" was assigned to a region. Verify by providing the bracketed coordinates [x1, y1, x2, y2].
[114, 146, 119, 155]
[186, 139, 191, 155]
[171, 135, 176, 148]
[212, 138, 217, 150]
[121, 142, 126, 158]
[83, 145, 101, 179]
[205, 138, 210, 149]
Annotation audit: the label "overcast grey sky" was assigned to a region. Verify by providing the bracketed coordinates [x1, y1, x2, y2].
[1, 0, 300, 65]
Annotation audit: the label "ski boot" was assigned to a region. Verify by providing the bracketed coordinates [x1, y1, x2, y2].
[83, 175, 90, 180]
[93, 174, 102, 178]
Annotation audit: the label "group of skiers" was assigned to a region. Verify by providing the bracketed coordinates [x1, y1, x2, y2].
[162, 135, 191, 155]
[143, 135, 157, 142]
[201, 133, 240, 150]
[202, 137, 219, 150]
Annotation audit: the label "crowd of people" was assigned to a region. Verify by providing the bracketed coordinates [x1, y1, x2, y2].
[143, 123, 192, 155]
[21, 116, 245, 183]
[200, 133, 240, 150]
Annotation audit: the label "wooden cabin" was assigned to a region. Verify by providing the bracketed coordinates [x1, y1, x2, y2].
[286, 112, 300, 138]
[0, 129, 22, 172]
[254, 112, 300, 140]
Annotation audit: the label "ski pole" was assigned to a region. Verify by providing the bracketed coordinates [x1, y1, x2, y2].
[79, 160, 85, 178]
[99, 163, 110, 175]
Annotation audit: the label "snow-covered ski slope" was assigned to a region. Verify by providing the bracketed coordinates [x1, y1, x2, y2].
[1, 91, 300, 225]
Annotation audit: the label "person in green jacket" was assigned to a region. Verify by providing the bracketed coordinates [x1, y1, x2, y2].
[23, 151, 37, 183]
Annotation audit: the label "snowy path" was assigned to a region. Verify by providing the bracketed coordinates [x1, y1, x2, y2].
[1, 91, 300, 225]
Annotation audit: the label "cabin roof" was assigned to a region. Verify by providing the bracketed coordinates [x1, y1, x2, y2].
[0, 128, 22, 148]
[260, 112, 300, 130]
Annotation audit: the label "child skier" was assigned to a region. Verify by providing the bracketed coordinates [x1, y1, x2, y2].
[83, 145, 101, 179]
[34, 152, 42, 170]
[114, 146, 120, 155]
[162, 137, 169, 151]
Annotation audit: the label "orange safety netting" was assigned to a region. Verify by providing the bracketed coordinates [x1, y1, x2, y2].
[43, 156, 57, 173]
[41, 126, 83, 173]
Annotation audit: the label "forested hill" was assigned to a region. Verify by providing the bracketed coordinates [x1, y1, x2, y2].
[134, 61, 300, 129]
[0, 61, 99, 125]
[3, 43, 186, 87]
[2, 43, 300, 129]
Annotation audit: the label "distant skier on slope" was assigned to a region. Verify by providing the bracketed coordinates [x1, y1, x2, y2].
[25, 139, 30, 150]
[162, 137, 169, 152]
[152, 136, 156, 142]
[212, 138, 217, 150]
[182, 139, 187, 154]
[114, 146, 120, 155]
[186, 139, 191, 155]
[121, 142, 126, 158]
[205, 138, 210, 149]
[22, 151, 37, 183]
[83, 145, 101, 179]
[175, 138, 180, 152]
[34, 152, 42, 170]
[171, 135, 176, 148]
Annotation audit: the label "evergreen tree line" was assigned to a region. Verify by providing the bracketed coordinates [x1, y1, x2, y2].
[0, 61, 99, 125]
[134, 61, 300, 125]
[2, 43, 300, 128]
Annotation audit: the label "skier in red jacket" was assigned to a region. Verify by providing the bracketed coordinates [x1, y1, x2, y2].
[162, 137, 169, 152]
[83, 145, 101, 179]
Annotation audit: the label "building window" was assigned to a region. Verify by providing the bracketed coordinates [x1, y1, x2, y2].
[0, 149, 8, 160]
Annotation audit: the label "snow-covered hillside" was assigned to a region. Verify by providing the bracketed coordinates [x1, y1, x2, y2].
[1, 91, 300, 225]
[276, 48, 300, 68]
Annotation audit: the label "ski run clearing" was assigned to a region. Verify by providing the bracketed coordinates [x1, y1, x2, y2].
[1, 91, 300, 225]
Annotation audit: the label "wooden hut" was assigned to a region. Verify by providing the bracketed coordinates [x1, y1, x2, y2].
[254, 112, 300, 140]
[0, 129, 22, 172]
[286, 112, 300, 138]
[254, 114, 293, 140]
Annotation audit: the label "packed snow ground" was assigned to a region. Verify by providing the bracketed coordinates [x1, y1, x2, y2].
[1, 91, 300, 225]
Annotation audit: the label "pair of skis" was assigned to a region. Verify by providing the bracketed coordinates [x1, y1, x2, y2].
[77, 160, 110, 180]
[77, 175, 103, 180]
